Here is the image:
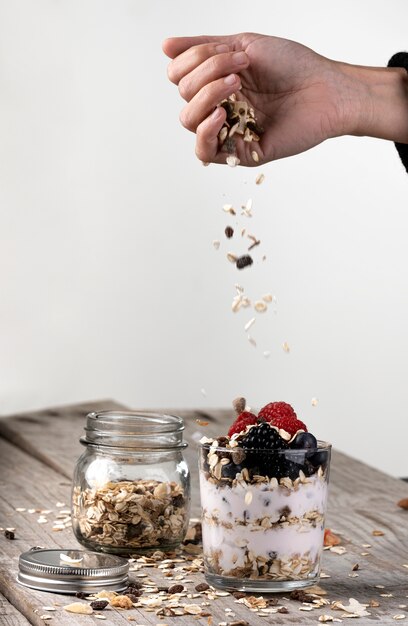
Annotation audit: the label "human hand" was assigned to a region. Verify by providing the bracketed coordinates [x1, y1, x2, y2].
[163, 33, 354, 166]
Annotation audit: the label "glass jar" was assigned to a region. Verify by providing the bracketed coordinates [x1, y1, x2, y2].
[72, 411, 190, 554]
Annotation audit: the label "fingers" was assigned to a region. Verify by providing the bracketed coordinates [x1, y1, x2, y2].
[167, 42, 230, 85]
[195, 107, 227, 163]
[179, 73, 241, 132]
[163, 35, 233, 59]
[178, 50, 249, 101]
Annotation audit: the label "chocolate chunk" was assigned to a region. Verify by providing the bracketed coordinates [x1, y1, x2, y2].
[225, 226, 234, 239]
[4, 530, 15, 540]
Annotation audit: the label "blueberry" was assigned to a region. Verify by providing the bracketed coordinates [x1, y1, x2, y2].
[221, 462, 242, 479]
[308, 450, 329, 468]
[290, 432, 317, 450]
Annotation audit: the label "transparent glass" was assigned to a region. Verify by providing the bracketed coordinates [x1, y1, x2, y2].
[72, 411, 190, 554]
[199, 440, 331, 592]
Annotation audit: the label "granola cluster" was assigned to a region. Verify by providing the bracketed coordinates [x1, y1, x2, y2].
[218, 95, 263, 166]
[72, 479, 188, 551]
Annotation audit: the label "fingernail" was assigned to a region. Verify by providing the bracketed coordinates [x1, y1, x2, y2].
[232, 51, 248, 65]
[215, 44, 229, 54]
[224, 73, 237, 85]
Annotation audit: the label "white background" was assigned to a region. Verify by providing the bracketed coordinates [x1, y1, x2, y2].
[1, 0, 407, 476]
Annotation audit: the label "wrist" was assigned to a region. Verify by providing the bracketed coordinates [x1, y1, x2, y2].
[335, 61, 408, 143]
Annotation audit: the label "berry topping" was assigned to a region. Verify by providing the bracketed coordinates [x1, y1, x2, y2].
[239, 422, 288, 478]
[240, 422, 287, 451]
[227, 411, 257, 437]
[258, 401, 307, 436]
[290, 432, 317, 449]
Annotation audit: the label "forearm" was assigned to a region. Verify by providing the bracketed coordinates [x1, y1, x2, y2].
[336, 62, 408, 144]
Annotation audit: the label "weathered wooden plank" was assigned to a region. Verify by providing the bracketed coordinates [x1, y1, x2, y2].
[0, 439, 141, 626]
[2, 402, 408, 624]
[0, 399, 126, 480]
[0, 593, 31, 626]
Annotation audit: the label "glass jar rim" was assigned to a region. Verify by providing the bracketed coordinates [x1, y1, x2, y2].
[199, 440, 331, 453]
[81, 411, 186, 449]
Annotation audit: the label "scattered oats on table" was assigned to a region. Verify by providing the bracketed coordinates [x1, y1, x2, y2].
[63, 603, 93, 614]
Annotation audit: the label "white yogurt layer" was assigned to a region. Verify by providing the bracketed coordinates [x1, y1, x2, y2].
[200, 472, 328, 575]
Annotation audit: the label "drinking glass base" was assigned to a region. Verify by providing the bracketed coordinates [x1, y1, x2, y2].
[205, 572, 320, 593]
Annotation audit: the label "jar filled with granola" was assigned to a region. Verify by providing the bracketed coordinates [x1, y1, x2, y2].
[72, 411, 190, 554]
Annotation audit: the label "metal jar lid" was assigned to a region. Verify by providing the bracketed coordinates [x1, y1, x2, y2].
[17, 548, 129, 594]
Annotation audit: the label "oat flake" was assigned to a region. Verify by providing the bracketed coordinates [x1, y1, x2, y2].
[226, 155, 240, 167]
[254, 300, 267, 313]
[244, 318, 256, 332]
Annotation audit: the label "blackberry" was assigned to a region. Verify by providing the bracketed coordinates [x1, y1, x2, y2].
[241, 422, 286, 450]
[281, 458, 303, 481]
[240, 423, 287, 478]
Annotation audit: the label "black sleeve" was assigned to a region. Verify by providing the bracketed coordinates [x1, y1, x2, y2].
[387, 52, 408, 173]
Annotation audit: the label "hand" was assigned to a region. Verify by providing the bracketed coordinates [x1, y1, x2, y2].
[163, 33, 353, 166]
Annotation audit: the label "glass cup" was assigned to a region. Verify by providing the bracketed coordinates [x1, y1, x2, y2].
[199, 440, 331, 592]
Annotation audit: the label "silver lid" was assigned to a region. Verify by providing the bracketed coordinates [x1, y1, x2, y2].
[17, 548, 129, 594]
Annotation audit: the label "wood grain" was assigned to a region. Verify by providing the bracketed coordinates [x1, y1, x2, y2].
[0, 593, 31, 626]
[1, 400, 408, 625]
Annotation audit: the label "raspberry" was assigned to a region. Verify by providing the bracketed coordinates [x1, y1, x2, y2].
[227, 412, 257, 437]
[258, 402, 307, 436]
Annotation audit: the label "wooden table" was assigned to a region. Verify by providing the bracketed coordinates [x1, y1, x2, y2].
[1, 400, 408, 625]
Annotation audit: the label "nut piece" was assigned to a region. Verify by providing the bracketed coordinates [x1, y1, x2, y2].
[251, 151, 259, 162]
[232, 397, 246, 414]
[110, 595, 133, 609]
[63, 603, 93, 614]
[398, 498, 408, 510]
